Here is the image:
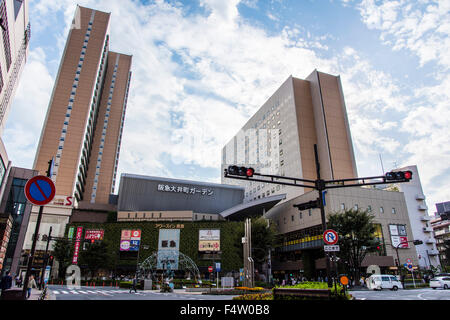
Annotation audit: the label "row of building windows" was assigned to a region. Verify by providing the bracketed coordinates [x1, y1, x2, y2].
[90, 59, 119, 202]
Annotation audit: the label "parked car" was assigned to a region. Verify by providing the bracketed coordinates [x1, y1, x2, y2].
[367, 274, 403, 291]
[429, 276, 450, 290]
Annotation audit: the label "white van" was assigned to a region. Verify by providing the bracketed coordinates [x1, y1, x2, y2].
[367, 274, 403, 291]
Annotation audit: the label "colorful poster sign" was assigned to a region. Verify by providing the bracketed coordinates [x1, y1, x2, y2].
[72, 227, 83, 264]
[120, 229, 141, 251]
[199, 240, 220, 252]
[199, 229, 220, 252]
[389, 225, 409, 248]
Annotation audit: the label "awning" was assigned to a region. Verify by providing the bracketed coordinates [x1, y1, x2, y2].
[219, 194, 286, 221]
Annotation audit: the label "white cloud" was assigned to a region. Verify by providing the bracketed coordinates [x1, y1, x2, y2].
[4, 0, 447, 210]
[3, 48, 54, 167]
[349, 0, 450, 209]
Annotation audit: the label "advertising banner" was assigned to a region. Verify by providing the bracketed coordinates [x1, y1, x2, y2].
[157, 229, 180, 269]
[199, 240, 220, 252]
[72, 227, 83, 264]
[199, 229, 220, 252]
[84, 229, 104, 240]
[389, 225, 409, 248]
[199, 229, 220, 241]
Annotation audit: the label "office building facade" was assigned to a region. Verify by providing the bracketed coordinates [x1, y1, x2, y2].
[266, 186, 420, 277]
[0, 0, 30, 135]
[394, 165, 440, 269]
[222, 70, 357, 203]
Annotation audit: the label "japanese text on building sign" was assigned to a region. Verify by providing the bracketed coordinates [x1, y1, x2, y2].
[157, 184, 214, 196]
[155, 224, 184, 229]
[84, 230, 104, 240]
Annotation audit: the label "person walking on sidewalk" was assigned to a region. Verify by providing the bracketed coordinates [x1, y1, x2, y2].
[1, 270, 13, 297]
[27, 275, 37, 299]
[129, 275, 137, 294]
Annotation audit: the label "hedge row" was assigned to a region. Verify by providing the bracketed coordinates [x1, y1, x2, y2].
[65, 221, 244, 271]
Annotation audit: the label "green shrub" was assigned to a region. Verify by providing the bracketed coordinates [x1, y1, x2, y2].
[233, 293, 273, 300]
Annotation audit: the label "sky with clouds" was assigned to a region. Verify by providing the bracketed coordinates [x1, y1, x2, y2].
[2, 0, 449, 213]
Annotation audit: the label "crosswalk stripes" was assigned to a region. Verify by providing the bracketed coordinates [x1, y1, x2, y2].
[52, 289, 136, 296]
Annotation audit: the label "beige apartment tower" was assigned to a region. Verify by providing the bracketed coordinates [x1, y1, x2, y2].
[33, 6, 132, 206]
[222, 70, 357, 203]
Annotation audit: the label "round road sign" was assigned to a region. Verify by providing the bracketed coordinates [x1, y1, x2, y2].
[208, 266, 213, 273]
[406, 258, 412, 264]
[323, 229, 339, 245]
[24, 175, 56, 206]
[340, 276, 349, 286]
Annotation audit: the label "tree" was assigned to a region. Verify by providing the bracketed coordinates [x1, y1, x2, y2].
[327, 208, 380, 281]
[78, 241, 111, 279]
[444, 239, 450, 267]
[251, 217, 277, 264]
[52, 239, 74, 280]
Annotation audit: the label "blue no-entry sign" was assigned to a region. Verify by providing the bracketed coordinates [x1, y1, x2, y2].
[24, 175, 56, 206]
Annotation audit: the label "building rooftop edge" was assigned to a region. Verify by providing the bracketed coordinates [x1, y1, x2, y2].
[120, 173, 245, 190]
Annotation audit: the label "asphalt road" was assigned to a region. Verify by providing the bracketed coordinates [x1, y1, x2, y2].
[48, 285, 236, 300]
[350, 287, 450, 300]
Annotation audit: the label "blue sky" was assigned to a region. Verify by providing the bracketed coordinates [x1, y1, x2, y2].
[3, 0, 449, 212]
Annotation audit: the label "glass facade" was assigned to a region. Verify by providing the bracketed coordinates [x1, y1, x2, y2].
[3, 178, 27, 272]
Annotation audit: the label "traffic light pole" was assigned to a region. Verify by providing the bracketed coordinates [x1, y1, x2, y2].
[313, 145, 333, 289]
[224, 145, 414, 291]
[22, 159, 53, 299]
[39, 226, 52, 290]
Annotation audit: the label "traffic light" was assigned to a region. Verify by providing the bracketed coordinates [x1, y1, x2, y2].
[293, 199, 319, 211]
[385, 170, 413, 181]
[47, 255, 54, 266]
[227, 165, 255, 177]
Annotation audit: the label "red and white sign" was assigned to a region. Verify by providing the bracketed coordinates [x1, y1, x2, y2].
[121, 230, 132, 240]
[323, 229, 339, 245]
[131, 230, 141, 240]
[72, 227, 83, 264]
[85, 230, 104, 240]
[208, 266, 213, 273]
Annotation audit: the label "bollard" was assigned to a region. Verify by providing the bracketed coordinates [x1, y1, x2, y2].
[103, 281, 105, 287]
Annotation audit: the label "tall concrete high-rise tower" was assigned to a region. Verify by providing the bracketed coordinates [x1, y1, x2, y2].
[33, 6, 132, 207]
[222, 70, 357, 203]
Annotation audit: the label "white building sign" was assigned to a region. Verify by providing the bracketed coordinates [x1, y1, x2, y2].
[157, 184, 214, 196]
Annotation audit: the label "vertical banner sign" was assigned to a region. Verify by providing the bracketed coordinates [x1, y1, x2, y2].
[68, 227, 74, 240]
[72, 227, 83, 264]
[157, 229, 180, 269]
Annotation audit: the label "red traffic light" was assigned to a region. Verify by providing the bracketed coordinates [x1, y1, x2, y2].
[404, 171, 412, 180]
[227, 166, 255, 177]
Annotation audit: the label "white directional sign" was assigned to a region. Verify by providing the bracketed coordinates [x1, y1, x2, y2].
[324, 245, 340, 252]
